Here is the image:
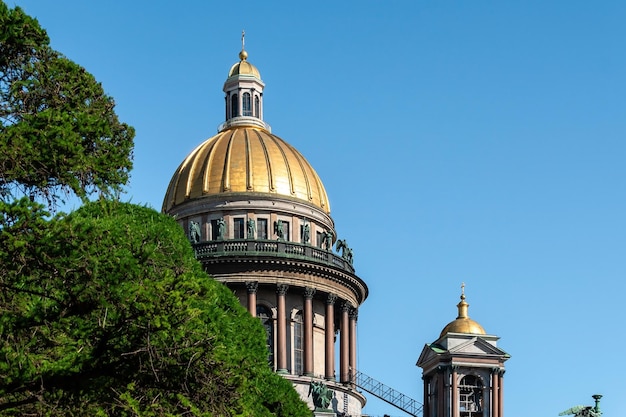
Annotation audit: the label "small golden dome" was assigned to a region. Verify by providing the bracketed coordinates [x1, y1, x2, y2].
[162, 126, 330, 213]
[440, 286, 486, 337]
[228, 50, 260, 78]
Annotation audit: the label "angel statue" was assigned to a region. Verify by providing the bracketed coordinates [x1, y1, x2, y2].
[189, 221, 201, 244]
[559, 405, 600, 417]
[335, 239, 354, 265]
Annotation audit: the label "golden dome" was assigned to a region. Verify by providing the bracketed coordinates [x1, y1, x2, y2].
[162, 126, 330, 213]
[440, 288, 486, 337]
[228, 53, 260, 78]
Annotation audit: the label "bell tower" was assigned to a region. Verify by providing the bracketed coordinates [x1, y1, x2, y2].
[417, 286, 510, 417]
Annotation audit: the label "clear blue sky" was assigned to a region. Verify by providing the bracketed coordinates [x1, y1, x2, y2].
[10, 1, 626, 416]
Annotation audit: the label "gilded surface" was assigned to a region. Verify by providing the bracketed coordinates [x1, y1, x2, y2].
[228, 60, 260, 78]
[440, 318, 486, 337]
[163, 127, 330, 213]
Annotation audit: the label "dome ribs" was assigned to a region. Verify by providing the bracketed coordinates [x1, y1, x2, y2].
[285, 141, 313, 203]
[199, 135, 219, 195]
[255, 129, 275, 192]
[221, 130, 237, 192]
[266, 134, 295, 197]
[244, 130, 253, 191]
[180, 142, 207, 201]
[203, 133, 223, 194]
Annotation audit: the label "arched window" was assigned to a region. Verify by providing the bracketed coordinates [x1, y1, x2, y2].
[257, 305, 274, 367]
[231, 94, 238, 118]
[242, 92, 252, 116]
[254, 95, 260, 118]
[459, 375, 483, 417]
[293, 310, 303, 375]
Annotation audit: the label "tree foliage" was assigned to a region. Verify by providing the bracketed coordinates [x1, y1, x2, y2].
[0, 200, 310, 416]
[0, 2, 134, 206]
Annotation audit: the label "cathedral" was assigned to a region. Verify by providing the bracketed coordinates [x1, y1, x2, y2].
[162, 37, 509, 417]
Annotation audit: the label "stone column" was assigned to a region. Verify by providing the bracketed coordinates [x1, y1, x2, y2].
[339, 301, 351, 383]
[491, 368, 500, 417]
[303, 287, 316, 376]
[349, 307, 358, 385]
[498, 370, 505, 417]
[245, 281, 258, 317]
[276, 284, 288, 373]
[422, 376, 430, 417]
[325, 293, 337, 380]
[437, 366, 445, 417]
[451, 366, 458, 417]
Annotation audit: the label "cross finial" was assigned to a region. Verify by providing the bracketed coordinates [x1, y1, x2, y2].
[241, 30, 245, 51]
[461, 282, 466, 300]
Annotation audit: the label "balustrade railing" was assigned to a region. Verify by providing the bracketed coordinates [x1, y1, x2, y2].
[192, 239, 354, 273]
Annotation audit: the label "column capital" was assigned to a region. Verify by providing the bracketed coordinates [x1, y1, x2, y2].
[491, 367, 504, 375]
[326, 293, 338, 305]
[276, 283, 289, 295]
[450, 364, 460, 372]
[340, 301, 353, 313]
[304, 287, 316, 299]
[349, 307, 358, 320]
[245, 281, 258, 294]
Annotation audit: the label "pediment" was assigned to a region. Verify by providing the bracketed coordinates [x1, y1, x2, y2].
[416, 343, 439, 367]
[448, 336, 508, 357]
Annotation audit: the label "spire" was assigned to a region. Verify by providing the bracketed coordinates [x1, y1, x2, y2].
[239, 29, 248, 61]
[456, 282, 469, 319]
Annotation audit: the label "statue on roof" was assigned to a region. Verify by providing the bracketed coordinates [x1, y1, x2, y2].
[217, 217, 225, 240]
[274, 220, 284, 241]
[336, 239, 353, 265]
[559, 406, 600, 417]
[323, 231, 333, 251]
[308, 380, 333, 411]
[189, 221, 201, 243]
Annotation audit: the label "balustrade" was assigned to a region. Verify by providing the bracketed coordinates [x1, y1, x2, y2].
[193, 238, 354, 273]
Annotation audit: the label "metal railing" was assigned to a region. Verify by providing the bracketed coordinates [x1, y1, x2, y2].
[192, 239, 355, 273]
[354, 370, 423, 417]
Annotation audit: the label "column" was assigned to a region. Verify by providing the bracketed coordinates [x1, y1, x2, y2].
[422, 376, 430, 417]
[245, 281, 258, 317]
[498, 370, 505, 417]
[491, 368, 500, 417]
[451, 366, 458, 417]
[340, 301, 350, 383]
[325, 293, 337, 380]
[349, 307, 358, 385]
[276, 284, 288, 373]
[437, 366, 445, 417]
[303, 287, 316, 376]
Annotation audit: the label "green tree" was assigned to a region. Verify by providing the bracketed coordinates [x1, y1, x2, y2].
[0, 2, 134, 206]
[0, 3, 310, 415]
[0, 201, 310, 416]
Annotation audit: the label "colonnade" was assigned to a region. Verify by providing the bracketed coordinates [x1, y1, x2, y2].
[245, 281, 358, 383]
[422, 366, 505, 417]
